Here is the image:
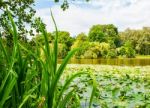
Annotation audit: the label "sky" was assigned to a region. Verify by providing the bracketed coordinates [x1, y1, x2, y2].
[35, 0, 150, 36]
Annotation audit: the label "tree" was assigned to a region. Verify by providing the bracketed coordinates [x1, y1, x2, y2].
[32, 31, 74, 58]
[119, 27, 150, 55]
[88, 24, 119, 46]
[117, 41, 135, 58]
[76, 32, 87, 41]
[32, 32, 54, 45]
[56, 31, 74, 49]
[84, 42, 110, 59]
[88, 25, 105, 42]
[54, 0, 90, 10]
[136, 29, 150, 55]
[0, 0, 36, 47]
[71, 33, 89, 58]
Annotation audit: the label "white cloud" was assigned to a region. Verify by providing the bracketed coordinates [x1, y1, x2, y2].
[35, 0, 150, 36]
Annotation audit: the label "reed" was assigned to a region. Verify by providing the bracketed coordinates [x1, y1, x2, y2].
[0, 10, 96, 108]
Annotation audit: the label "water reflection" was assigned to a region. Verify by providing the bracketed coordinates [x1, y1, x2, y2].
[58, 58, 150, 66]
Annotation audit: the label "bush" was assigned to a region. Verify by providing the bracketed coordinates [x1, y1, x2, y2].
[106, 49, 117, 58]
[71, 40, 89, 58]
[117, 45, 135, 58]
[84, 50, 98, 59]
[125, 47, 136, 58]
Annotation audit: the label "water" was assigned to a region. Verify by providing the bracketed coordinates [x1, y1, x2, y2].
[58, 58, 150, 66]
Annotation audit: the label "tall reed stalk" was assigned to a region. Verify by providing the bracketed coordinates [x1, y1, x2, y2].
[0, 10, 96, 108]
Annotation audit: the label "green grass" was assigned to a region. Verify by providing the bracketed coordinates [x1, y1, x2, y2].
[135, 55, 150, 59]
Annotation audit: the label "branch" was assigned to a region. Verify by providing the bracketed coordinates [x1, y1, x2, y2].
[0, 8, 5, 12]
[0, 1, 11, 9]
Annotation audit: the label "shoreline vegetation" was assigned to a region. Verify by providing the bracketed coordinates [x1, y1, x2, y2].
[64, 64, 150, 71]
[135, 55, 150, 59]
[58, 56, 150, 66]
[32, 26, 150, 60]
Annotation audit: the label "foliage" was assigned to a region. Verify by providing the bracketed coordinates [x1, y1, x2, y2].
[88, 25, 105, 42]
[120, 27, 150, 55]
[106, 49, 117, 58]
[71, 33, 89, 58]
[0, 0, 36, 38]
[76, 32, 88, 41]
[33, 31, 74, 58]
[33, 33, 54, 45]
[117, 41, 136, 58]
[57, 43, 68, 58]
[54, 0, 90, 10]
[88, 24, 119, 45]
[33, 24, 150, 59]
[84, 42, 111, 59]
[56, 31, 74, 51]
[63, 65, 150, 108]
[0, 10, 96, 108]
[72, 39, 117, 59]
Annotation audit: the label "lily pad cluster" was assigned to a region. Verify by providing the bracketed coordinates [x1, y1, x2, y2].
[61, 65, 150, 108]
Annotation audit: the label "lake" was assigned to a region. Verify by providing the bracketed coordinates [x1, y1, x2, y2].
[58, 58, 150, 66]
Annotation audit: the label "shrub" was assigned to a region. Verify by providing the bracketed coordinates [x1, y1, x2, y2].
[84, 50, 98, 59]
[106, 49, 117, 58]
[117, 41, 136, 58]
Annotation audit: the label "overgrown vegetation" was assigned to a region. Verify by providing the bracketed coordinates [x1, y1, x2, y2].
[63, 64, 150, 108]
[0, 11, 96, 108]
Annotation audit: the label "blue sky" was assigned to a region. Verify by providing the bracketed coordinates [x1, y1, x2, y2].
[35, 0, 150, 36]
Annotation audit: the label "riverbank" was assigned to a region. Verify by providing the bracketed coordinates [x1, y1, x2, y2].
[135, 55, 150, 59]
[58, 57, 150, 66]
[64, 64, 150, 73]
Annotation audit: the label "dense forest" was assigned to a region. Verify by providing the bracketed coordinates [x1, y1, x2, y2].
[30, 24, 150, 59]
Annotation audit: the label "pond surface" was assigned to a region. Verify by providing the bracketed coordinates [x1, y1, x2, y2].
[58, 58, 150, 66]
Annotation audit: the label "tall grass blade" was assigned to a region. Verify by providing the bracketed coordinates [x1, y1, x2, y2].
[58, 89, 75, 108]
[0, 10, 18, 107]
[50, 10, 58, 74]
[56, 71, 88, 107]
[0, 33, 9, 64]
[37, 20, 51, 65]
[0, 72, 17, 107]
[49, 48, 78, 107]
[19, 84, 40, 108]
[56, 48, 79, 83]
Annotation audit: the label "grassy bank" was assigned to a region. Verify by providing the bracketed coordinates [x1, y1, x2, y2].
[117, 55, 150, 59]
[136, 55, 150, 59]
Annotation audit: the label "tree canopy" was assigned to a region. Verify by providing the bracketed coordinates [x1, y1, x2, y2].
[88, 24, 119, 46]
[119, 27, 150, 55]
[32, 25, 150, 59]
[54, 0, 90, 10]
[0, 0, 36, 37]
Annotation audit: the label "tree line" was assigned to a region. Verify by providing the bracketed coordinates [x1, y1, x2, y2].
[1, 0, 149, 59]
[30, 24, 150, 59]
